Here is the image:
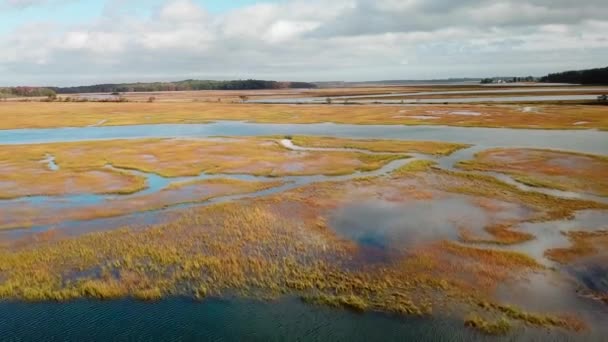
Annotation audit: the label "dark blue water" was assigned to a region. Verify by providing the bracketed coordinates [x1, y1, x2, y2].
[0, 297, 587, 341]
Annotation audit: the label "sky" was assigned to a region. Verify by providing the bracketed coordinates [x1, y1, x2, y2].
[1, 0, 607, 86]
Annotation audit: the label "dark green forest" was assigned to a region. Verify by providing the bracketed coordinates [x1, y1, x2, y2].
[0, 87, 56, 98]
[51, 79, 317, 94]
[1, 79, 316, 97]
[540, 66, 608, 85]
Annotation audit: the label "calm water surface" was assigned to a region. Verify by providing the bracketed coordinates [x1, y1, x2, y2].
[0, 297, 592, 342]
[1, 122, 606, 155]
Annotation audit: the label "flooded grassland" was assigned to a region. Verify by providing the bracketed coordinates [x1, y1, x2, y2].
[456, 148, 608, 197]
[0, 131, 607, 340]
[0, 136, 466, 230]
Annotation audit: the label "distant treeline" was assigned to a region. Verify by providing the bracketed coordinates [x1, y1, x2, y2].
[0, 87, 56, 98]
[51, 79, 317, 94]
[540, 66, 608, 85]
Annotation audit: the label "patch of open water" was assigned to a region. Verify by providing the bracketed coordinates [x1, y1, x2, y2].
[0, 122, 606, 156]
[1, 296, 590, 342]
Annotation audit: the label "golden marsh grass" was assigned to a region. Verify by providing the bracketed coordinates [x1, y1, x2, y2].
[1, 102, 606, 130]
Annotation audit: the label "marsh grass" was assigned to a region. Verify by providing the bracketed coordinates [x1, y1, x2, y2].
[441, 242, 542, 269]
[0, 178, 283, 231]
[459, 224, 535, 245]
[0, 144, 148, 199]
[545, 231, 608, 264]
[2, 138, 406, 180]
[464, 313, 512, 335]
[1, 102, 607, 130]
[392, 160, 437, 175]
[433, 169, 607, 221]
[0, 158, 595, 334]
[0, 192, 586, 334]
[477, 301, 586, 331]
[457, 148, 608, 196]
[288, 136, 469, 156]
[301, 294, 369, 312]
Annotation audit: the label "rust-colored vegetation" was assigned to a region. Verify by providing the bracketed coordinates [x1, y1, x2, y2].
[0, 102, 606, 130]
[457, 148, 608, 196]
[0, 170, 589, 333]
[0, 144, 146, 199]
[460, 223, 535, 245]
[0, 178, 283, 230]
[424, 169, 607, 221]
[545, 231, 608, 264]
[288, 136, 469, 156]
[30, 138, 403, 177]
[464, 313, 512, 335]
[0, 136, 409, 199]
[440, 241, 541, 269]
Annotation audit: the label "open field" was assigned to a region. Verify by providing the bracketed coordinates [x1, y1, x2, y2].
[457, 148, 608, 196]
[1, 102, 607, 130]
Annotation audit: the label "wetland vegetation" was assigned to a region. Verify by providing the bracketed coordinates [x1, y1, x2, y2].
[2, 0, 607, 337]
[1, 101, 607, 130]
[0, 86, 606, 340]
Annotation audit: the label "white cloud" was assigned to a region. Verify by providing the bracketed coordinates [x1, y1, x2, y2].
[158, 0, 206, 22]
[0, 0, 607, 85]
[264, 20, 320, 43]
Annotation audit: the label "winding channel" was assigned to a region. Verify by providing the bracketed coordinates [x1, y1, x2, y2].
[1, 122, 606, 255]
